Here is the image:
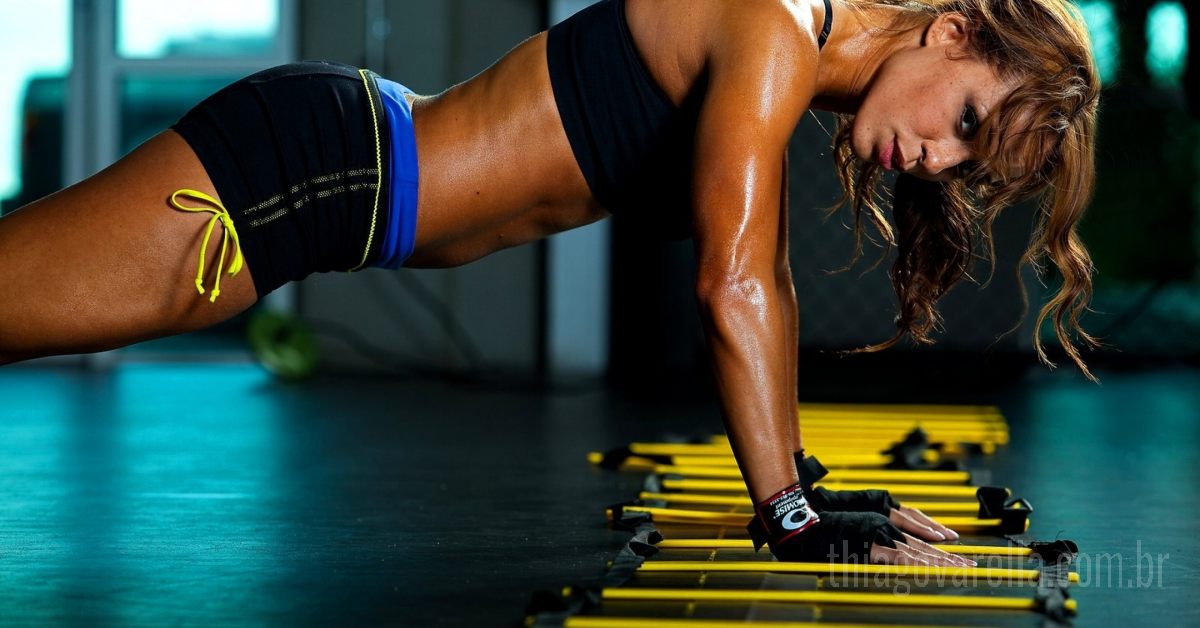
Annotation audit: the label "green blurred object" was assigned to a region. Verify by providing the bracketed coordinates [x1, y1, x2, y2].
[247, 310, 319, 379]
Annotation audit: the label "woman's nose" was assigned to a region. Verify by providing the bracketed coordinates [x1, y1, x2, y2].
[920, 140, 970, 176]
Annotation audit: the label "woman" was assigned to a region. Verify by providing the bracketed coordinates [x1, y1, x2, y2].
[0, 0, 1098, 566]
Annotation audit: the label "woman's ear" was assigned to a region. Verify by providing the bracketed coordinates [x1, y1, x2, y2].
[922, 12, 970, 49]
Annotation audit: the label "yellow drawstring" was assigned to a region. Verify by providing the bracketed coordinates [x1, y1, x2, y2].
[169, 189, 244, 303]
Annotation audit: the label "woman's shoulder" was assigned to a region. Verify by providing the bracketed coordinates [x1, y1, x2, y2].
[627, 0, 822, 105]
[701, 0, 824, 101]
[693, 0, 825, 95]
[698, 0, 825, 54]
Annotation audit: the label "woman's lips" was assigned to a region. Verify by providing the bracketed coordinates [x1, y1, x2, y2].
[881, 138, 904, 171]
[879, 140, 894, 171]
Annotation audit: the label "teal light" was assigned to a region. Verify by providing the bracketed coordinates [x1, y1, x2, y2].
[0, 1, 69, 201]
[1146, 2, 1188, 87]
[117, 0, 279, 58]
[1077, 0, 1119, 84]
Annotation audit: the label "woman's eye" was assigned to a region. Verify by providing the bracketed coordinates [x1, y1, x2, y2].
[960, 105, 980, 138]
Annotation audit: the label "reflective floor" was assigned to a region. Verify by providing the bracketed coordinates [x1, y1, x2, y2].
[0, 362, 1195, 626]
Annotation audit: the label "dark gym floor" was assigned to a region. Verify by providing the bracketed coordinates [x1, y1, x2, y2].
[0, 361, 1195, 626]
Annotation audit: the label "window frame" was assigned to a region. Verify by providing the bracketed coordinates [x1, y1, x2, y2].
[67, 0, 298, 367]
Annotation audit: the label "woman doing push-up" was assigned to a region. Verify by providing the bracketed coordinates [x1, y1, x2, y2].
[0, 0, 1099, 565]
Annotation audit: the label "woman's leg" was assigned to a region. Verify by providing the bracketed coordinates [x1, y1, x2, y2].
[0, 130, 258, 364]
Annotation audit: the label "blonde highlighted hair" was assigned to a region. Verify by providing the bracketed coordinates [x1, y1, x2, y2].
[831, 0, 1102, 381]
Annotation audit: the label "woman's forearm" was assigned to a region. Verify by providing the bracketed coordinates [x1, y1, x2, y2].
[776, 151, 801, 453]
[697, 279, 798, 503]
[778, 266, 802, 453]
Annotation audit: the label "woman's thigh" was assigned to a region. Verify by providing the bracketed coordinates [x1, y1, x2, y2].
[0, 130, 258, 362]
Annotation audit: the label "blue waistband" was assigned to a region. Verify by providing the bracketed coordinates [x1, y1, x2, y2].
[374, 77, 420, 269]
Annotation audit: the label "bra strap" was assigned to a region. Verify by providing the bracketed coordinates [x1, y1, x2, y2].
[818, 0, 833, 49]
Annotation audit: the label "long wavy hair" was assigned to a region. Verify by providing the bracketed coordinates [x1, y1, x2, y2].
[831, 0, 1102, 381]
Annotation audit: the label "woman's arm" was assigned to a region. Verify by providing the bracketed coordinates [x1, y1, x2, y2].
[689, 10, 967, 566]
[690, 12, 813, 503]
[694, 88, 968, 563]
[777, 151, 803, 453]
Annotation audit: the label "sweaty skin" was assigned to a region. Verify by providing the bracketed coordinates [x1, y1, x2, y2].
[421, 0, 841, 529]
[0, 0, 1001, 565]
[411, 2, 826, 518]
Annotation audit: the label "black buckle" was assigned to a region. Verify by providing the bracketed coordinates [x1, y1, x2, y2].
[976, 486, 1033, 534]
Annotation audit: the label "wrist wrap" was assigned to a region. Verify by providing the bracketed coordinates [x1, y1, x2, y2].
[752, 483, 820, 546]
[743, 454, 908, 562]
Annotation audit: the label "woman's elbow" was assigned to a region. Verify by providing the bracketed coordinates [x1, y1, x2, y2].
[694, 273, 771, 312]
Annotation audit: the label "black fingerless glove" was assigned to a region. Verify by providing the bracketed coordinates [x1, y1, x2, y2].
[746, 482, 906, 562]
[795, 451, 900, 517]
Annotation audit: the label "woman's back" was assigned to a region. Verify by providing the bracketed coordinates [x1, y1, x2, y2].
[404, 0, 822, 265]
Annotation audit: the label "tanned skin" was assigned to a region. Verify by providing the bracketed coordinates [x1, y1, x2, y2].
[0, 0, 997, 565]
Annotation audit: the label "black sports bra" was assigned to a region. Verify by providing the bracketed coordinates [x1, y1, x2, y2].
[546, 0, 832, 239]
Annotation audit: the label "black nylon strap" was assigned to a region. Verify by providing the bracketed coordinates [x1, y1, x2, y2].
[524, 520, 662, 626]
[976, 486, 1033, 534]
[1031, 540, 1078, 624]
[795, 453, 829, 487]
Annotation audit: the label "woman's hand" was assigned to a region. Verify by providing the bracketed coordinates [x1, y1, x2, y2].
[796, 458, 966, 545]
[870, 532, 976, 567]
[889, 503, 961, 543]
[806, 486, 965, 543]
[753, 508, 976, 567]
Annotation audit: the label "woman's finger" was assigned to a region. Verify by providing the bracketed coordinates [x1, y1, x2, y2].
[890, 507, 946, 542]
[870, 542, 932, 566]
[896, 535, 960, 567]
[903, 532, 976, 567]
[901, 505, 961, 541]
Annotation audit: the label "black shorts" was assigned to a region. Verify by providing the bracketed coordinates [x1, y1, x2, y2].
[171, 61, 393, 298]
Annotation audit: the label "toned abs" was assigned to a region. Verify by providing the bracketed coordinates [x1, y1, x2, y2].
[404, 34, 602, 268]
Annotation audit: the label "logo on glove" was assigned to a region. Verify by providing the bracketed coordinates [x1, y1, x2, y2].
[780, 505, 817, 531]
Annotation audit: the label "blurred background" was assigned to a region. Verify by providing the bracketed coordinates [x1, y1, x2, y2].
[0, 0, 1194, 389]
[2, 0, 1190, 398]
[1, 3, 1196, 626]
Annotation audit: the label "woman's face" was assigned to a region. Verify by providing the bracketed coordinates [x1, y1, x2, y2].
[850, 15, 1015, 182]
